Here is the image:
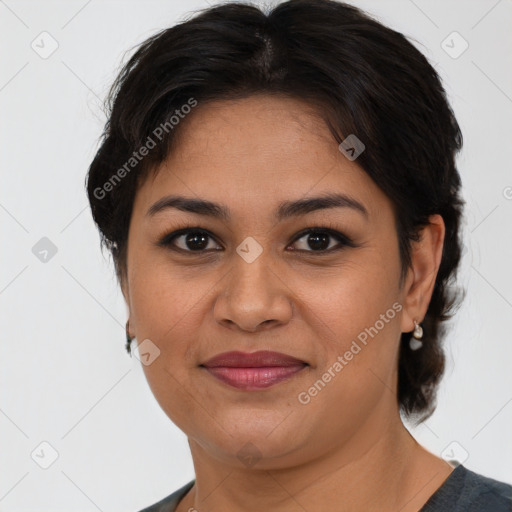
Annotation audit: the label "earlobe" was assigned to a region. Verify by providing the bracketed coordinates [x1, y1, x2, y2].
[400, 214, 445, 333]
[120, 277, 135, 354]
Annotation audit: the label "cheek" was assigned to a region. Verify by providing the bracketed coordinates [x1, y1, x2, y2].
[130, 270, 206, 431]
[293, 279, 402, 443]
[299, 245, 401, 345]
[127, 259, 204, 394]
[128, 247, 207, 342]
[296, 246, 402, 399]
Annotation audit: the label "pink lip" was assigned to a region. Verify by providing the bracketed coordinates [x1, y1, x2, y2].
[201, 350, 308, 390]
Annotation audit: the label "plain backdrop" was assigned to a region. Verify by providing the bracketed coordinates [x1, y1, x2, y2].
[1, 0, 511, 510]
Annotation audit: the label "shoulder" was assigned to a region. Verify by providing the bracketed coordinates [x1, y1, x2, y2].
[461, 467, 512, 510]
[421, 464, 512, 512]
[136, 480, 195, 512]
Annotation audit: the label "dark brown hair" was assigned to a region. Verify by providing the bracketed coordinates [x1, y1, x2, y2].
[86, 0, 464, 422]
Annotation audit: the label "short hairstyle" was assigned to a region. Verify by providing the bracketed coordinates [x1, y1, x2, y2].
[86, 0, 464, 422]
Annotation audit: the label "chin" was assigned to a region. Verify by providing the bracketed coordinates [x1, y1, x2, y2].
[198, 432, 309, 470]
[194, 414, 309, 464]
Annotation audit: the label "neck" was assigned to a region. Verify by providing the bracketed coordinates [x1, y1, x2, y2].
[180, 404, 452, 512]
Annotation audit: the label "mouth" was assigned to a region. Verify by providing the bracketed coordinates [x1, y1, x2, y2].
[200, 350, 308, 390]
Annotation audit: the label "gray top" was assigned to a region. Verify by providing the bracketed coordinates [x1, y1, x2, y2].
[137, 464, 512, 511]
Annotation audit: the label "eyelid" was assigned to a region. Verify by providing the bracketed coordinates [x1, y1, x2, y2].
[156, 223, 356, 253]
[157, 226, 223, 251]
[289, 225, 355, 252]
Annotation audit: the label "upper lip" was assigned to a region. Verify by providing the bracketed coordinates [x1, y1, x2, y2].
[201, 350, 307, 368]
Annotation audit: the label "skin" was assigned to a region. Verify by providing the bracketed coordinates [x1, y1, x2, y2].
[122, 95, 453, 511]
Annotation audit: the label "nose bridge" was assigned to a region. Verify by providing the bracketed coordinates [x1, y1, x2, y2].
[232, 250, 272, 295]
[214, 246, 292, 331]
[231, 232, 275, 290]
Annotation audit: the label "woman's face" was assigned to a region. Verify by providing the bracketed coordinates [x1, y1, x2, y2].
[124, 95, 421, 468]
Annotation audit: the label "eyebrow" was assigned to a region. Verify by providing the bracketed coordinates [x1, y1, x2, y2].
[146, 192, 368, 221]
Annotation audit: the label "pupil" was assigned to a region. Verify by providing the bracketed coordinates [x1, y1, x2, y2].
[308, 232, 329, 250]
[183, 231, 332, 251]
[186, 231, 208, 250]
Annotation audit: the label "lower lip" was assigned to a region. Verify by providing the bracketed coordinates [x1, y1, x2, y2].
[202, 365, 307, 390]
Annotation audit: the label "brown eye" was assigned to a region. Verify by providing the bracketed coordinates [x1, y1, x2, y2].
[159, 229, 222, 252]
[289, 228, 354, 253]
[158, 226, 354, 255]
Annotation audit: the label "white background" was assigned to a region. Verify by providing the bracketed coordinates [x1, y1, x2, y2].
[1, 0, 511, 510]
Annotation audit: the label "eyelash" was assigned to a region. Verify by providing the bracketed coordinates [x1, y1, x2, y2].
[156, 222, 356, 255]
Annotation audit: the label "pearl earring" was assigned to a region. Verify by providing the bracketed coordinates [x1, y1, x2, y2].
[409, 320, 423, 351]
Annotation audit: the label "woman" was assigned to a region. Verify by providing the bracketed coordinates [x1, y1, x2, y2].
[86, 1, 511, 510]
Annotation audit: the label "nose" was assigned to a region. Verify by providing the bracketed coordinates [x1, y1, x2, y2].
[213, 252, 293, 333]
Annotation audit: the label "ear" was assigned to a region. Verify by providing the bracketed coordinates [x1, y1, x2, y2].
[120, 276, 130, 305]
[400, 214, 445, 333]
[120, 275, 135, 337]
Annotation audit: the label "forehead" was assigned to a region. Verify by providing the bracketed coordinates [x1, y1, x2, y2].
[134, 95, 391, 221]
